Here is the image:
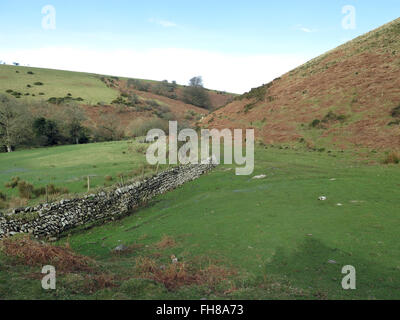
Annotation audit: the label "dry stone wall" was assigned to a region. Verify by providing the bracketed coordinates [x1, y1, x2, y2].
[0, 164, 216, 239]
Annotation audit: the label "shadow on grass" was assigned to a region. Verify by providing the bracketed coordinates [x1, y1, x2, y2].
[264, 238, 400, 299]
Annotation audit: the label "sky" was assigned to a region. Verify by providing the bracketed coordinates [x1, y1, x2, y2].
[0, 0, 399, 93]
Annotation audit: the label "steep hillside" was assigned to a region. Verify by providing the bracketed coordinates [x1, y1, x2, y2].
[201, 18, 400, 151]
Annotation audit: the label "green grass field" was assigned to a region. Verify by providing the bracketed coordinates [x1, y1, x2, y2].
[0, 144, 399, 300]
[0, 65, 119, 105]
[0, 140, 156, 206]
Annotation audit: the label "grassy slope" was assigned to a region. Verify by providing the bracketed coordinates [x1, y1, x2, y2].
[201, 18, 400, 151]
[0, 64, 235, 109]
[0, 65, 119, 105]
[0, 140, 157, 205]
[1, 146, 399, 299]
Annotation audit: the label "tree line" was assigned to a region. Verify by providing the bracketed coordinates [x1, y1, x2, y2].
[0, 94, 90, 152]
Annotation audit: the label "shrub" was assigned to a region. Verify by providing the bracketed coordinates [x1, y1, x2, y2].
[383, 151, 400, 164]
[153, 105, 172, 119]
[322, 111, 347, 123]
[147, 99, 160, 108]
[33, 187, 46, 198]
[388, 120, 400, 126]
[184, 110, 198, 120]
[310, 119, 321, 128]
[0, 199, 8, 209]
[244, 102, 257, 114]
[183, 86, 211, 110]
[34, 82, 44, 86]
[128, 93, 140, 105]
[391, 105, 400, 118]
[17, 181, 34, 199]
[27, 71, 34, 75]
[5, 177, 20, 189]
[129, 117, 169, 137]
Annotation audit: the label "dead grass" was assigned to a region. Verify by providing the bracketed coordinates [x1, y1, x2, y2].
[134, 256, 235, 291]
[7, 197, 28, 209]
[0, 235, 95, 273]
[81, 273, 117, 293]
[155, 235, 177, 250]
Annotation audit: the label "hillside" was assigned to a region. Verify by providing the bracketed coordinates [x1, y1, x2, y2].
[0, 65, 236, 138]
[201, 18, 400, 151]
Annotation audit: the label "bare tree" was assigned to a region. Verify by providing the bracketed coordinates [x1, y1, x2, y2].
[189, 76, 203, 87]
[0, 95, 30, 152]
[59, 103, 87, 144]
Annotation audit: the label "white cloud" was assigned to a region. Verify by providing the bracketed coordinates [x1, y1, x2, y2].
[1, 47, 311, 93]
[148, 18, 177, 28]
[295, 24, 317, 33]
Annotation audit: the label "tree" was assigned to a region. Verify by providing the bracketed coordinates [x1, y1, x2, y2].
[189, 76, 203, 87]
[0, 95, 30, 152]
[94, 113, 124, 142]
[183, 76, 211, 109]
[33, 117, 62, 146]
[61, 103, 88, 144]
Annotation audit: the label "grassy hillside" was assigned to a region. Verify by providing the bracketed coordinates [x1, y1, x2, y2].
[201, 18, 400, 152]
[0, 64, 235, 109]
[0, 145, 399, 299]
[0, 65, 119, 105]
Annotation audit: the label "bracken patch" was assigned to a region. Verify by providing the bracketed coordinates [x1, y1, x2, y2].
[0, 235, 95, 273]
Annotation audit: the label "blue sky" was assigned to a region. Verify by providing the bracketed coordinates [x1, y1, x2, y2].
[1, 1, 399, 92]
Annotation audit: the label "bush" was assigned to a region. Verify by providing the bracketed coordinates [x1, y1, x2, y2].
[0, 191, 7, 201]
[34, 82, 44, 86]
[128, 94, 140, 105]
[17, 181, 34, 199]
[391, 105, 400, 118]
[310, 119, 321, 128]
[129, 117, 169, 137]
[5, 177, 20, 189]
[183, 86, 211, 110]
[147, 99, 160, 108]
[184, 110, 201, 120]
